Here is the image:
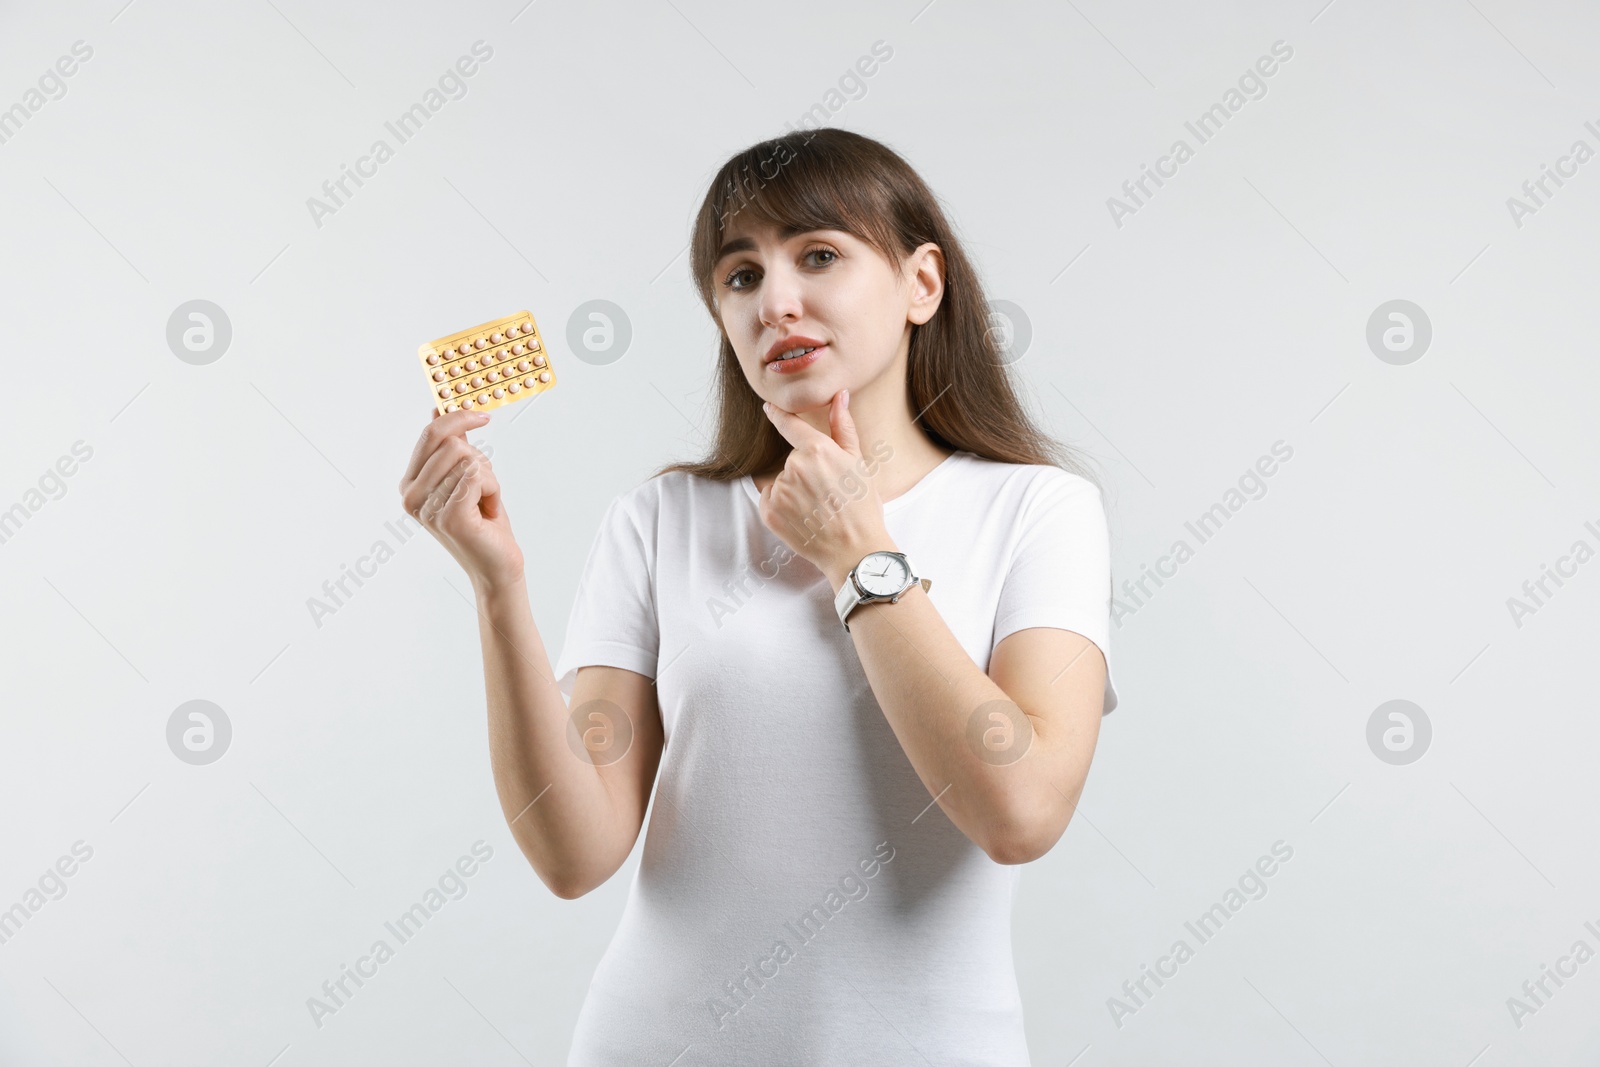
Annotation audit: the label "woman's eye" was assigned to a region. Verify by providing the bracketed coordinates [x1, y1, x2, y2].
[722, 247, 836, 291]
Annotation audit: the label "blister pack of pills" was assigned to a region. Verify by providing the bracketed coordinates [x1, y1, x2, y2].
[419, 310, 555, 415]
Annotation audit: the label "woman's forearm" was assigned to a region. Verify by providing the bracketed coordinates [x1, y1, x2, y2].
[821, 545, 1092, 865]
[472, 577, 619, 897]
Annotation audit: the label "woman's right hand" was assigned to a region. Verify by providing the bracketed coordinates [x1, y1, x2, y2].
[400, 407, 525, 594]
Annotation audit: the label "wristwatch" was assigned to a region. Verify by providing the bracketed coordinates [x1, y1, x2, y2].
[834, 550, 932, 632]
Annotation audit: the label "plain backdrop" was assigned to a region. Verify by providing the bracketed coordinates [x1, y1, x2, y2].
[2, 0, 1598, 1064]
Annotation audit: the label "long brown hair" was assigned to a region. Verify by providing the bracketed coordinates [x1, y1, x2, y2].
[651, 127, 1100, 490]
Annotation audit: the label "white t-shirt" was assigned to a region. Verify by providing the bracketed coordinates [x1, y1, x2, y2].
[553, 449, 1117, 1066]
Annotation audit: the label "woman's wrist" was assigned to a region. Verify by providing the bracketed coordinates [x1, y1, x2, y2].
[473, 569, 529, 609]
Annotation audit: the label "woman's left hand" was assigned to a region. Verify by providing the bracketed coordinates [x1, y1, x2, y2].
[758, 389, 891, 590]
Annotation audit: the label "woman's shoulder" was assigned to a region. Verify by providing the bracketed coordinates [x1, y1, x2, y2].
[605, 466, 744, 515]
[946, 450, 1103, 501]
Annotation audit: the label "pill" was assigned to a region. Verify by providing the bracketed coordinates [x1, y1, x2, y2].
[491, 332, 504, 343]
[533, 355, 545, 367]
[445, 402, 459, 412]
[471, 376, 484, 387]
[488, 370, 501, 382]
[512, 343, 526, 355]
[455, 382, 468, 394]
[508, 382, 520, 393]
[458, 343, 472, 356]
[522, 321, 534, 332]
[539, 371, 550, 382]
[516, 359, 530, 372]
[432, 369, 446, 381]
[462, 396, 475, 408]
[427, 352, 441, 365]
[492, 387, 505, 398]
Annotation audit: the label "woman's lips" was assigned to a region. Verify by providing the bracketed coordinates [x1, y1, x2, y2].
[766, 345, 825, 373]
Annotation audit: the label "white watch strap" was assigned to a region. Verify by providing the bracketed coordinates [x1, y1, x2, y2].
[834, 579, 863, 628]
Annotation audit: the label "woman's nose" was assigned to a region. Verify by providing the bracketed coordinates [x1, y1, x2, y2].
[758, 266, 804, 326]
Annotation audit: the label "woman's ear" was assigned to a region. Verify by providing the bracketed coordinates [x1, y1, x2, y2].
[907, 243, 944, 326]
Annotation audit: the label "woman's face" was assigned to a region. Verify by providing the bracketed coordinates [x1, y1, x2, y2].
[712, 222, 941, 415]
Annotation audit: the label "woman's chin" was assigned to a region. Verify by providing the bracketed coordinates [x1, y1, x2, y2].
[774, 391, 838, 415]
[771, 381, 841, 412]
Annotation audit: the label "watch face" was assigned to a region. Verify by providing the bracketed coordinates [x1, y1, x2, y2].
[857, 552, 910, 597]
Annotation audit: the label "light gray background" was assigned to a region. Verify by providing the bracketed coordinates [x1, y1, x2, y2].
[2, 0, 1597, 1063]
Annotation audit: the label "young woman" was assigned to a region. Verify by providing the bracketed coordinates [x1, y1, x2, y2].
[399, 128, 1118, 1065]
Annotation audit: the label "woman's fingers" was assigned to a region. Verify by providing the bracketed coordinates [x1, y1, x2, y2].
[421, 443, 497, 529]
[431, 453, 496, 533]
[420, 454, 474, 525]
[437, 459, 487, 534]
[401, 409, 487, 489]
[404, 436, 478, 516]
[477, 461, 503, 521]
[397, 401, 520, 590]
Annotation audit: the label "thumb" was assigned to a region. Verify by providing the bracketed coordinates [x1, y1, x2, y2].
[830, 389, 861, 458]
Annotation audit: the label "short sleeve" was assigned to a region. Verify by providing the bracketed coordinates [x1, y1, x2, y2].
[552, 491, 659, 703]
[991, 469, 1118, 715]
